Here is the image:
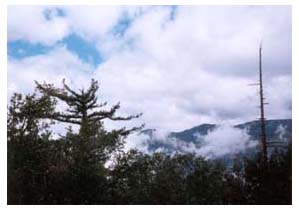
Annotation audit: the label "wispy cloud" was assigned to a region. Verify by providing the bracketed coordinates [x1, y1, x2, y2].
[7, 5, 292, 136]
[124, 125, 257, 159]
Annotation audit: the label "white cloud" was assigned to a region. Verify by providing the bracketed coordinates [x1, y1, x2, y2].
[123, 132, 150, 154]
[275, 124, 289, 142]
[8, 46, 92, 96]
[8, 6, 70, 45]
[123, 125, 257, 159]
[7, 46, 96, 137]
[96, 6, 291, 131]
[62, 6, 123, 41]
[264, 75, 292, 119]
[196, 125, 257, 158]
[7, 6, 292, 139]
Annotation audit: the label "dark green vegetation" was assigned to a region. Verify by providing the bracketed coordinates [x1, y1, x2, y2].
[7, 80, 291, 205]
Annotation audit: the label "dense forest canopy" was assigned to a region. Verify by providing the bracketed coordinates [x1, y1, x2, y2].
[7, 79, 291, 205]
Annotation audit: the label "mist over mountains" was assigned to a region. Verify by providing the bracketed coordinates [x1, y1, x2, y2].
[131, 119, 291, 159]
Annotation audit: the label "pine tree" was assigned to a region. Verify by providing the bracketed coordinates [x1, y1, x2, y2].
[7, 93, 56, 204]
[35, 79, 142, 136]
[34, 79, 144, 204]
[35, 79, 144, 162]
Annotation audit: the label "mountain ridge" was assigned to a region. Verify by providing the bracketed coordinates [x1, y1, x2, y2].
[140, 119, 292, 156]
[142, 118, 292, 141]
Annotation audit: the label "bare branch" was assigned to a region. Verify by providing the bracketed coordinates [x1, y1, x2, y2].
[35, 81, 72, 102]
[62, 79, 81, 99]
[44, 114, 81, 125]
[88, 102, 120, 119]
[109, 113, 143, 121]
[115, 124, 145, 137]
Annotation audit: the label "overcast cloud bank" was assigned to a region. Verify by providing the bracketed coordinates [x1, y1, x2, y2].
[7, 6, 292, 153]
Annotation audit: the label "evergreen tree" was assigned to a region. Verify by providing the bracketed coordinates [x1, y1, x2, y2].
[35, 79, 143, 162]
[7, 79, 292, 205]
[7, 93, 56, 204]
[244, 145, 292, 204]
[35, 79, 143, 204]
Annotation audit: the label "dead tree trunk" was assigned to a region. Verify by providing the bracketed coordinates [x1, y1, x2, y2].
[259, 44, 268, 163]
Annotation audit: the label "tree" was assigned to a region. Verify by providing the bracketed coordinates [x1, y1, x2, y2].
[244, 144, 292, 204]
[108, 151, 226, 204]
[7, 78, 291, 204]
[222, 156, 247, 204]
[8, 79, 144, 204]
[108, 149, 154, 204]
[7, 93, 56, 204]
[35, 79, 143, 162]
[7, 92, 56, 143]
[34, 79, 143, 204]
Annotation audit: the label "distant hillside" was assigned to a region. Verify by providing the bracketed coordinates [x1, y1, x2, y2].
[140, 119, 292, 157]
[235, 119, 292, 141]
[167, 119, 292, 142]
[169, 124, 217, 142]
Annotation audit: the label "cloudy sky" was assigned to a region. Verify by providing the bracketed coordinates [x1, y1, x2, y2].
[7, 5, 292, 133]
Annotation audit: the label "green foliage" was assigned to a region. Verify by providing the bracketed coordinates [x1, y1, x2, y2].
[108, 150, 226, 204]
[221, 147, 292, 205]
[243, 146, 292, 204]
[7, 93, 56, 204]
[7, 79, 292, 205]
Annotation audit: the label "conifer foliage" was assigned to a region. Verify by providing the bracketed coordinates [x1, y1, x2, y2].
[35, 79, 143, 138]
[7, 79, 292, 205]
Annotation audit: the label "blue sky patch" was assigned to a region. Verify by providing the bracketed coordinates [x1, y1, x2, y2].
[7, 6, 176, 67]
[8, 40, 53, 59]
[43, 7, 66, 20]
[60, 33, 102, 67]
[169, 6, 178, 21]
[8, 33, 102, 68]
[111, 13, 132, 38]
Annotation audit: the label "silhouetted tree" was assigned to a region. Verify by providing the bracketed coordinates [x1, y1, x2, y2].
[7, 93, 56, 204]
[244, 144, 292, 204]
[8, 79, 143, 204]
[7, 79, 292, 205]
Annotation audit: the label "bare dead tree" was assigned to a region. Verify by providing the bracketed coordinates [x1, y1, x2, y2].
[258, 44, 268, 163]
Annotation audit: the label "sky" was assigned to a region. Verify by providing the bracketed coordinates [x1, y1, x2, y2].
[7, 5, 292, 134]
